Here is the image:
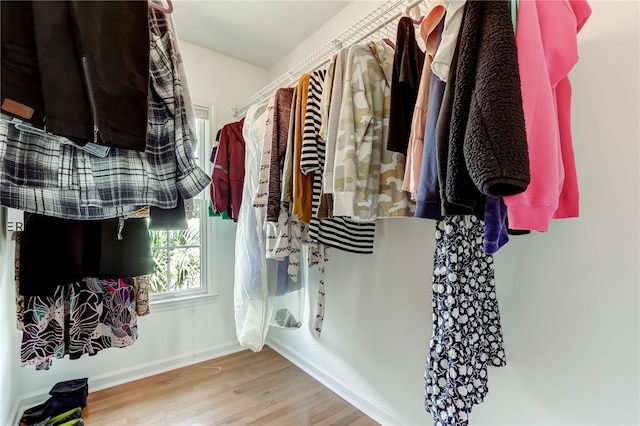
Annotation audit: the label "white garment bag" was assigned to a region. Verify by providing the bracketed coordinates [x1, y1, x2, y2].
[234, 102, 305, 352]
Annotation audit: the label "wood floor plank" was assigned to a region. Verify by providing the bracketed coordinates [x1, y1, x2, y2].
[82, 346, 378, 426]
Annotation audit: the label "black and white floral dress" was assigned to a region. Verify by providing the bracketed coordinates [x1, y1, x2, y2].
[426, 215, 507, 425]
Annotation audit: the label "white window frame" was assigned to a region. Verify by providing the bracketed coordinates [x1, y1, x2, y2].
[150, 104, 219, 312]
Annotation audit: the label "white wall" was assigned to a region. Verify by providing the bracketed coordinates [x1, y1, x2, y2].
[0, 209, 20, 426]
[180, 40, 269, 131]
[268, 0, 385, 80]
[8, 40, 269, 413]
[267, 1, 640, 425]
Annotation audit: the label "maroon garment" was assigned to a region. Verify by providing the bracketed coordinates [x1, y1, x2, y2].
[211, 119, 245, 221]
[266, 87, 295, 222]
[386, 17, 425, 155]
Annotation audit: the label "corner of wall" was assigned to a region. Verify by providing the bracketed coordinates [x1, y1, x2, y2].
[0, 207, 21, 425]
[267, 338, 411, 426]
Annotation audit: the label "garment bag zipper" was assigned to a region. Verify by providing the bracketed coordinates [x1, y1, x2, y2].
[81, 56, 100, 144]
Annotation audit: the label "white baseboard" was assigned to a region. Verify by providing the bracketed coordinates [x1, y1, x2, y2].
[266, 338, 410, 426]
[12, 341, 244, 426]
[6, 399, 21, 426]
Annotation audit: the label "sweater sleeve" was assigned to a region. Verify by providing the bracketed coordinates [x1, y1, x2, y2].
[300, 69, 326, 175]
[266, 87, 294, 222]
[503, 0, 563, 231]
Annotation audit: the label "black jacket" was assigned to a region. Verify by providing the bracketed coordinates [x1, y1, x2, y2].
[386, 17, 425, 155]
[1, 1, 149, 151]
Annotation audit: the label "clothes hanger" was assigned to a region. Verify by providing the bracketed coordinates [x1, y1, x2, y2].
[382, 22, 396, 49]
[148, 0, 173, 14]
[403, 3, 424, 25]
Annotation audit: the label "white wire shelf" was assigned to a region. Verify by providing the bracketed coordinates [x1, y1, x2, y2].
[232, 0, 424, 118]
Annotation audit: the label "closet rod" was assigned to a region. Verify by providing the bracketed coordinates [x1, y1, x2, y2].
[349, 1, 419, 47]
[232, 0, 424, 118]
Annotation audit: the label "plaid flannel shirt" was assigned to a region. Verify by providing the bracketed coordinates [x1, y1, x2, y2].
[0, 6, 210, 220]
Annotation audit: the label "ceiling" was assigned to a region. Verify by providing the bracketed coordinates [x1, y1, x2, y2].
[171, 1, 352, 69]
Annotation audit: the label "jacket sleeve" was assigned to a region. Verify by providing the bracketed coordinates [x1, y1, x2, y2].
[211, 127, 231, 214]
[333, 48, 372, 219]
[463, 0, 529, 198]
[172, 28, 212, 199]
[445, 0, 485, 216]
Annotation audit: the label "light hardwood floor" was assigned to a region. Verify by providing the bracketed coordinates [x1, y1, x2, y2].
[82, 346, 378, 425]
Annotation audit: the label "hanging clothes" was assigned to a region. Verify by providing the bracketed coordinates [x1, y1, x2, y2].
[261, 81, 313, 291]
[18, 213, 153, 297]
[20, 278, 138, 370]
[503, 0, 591, 232]
[403, 2, 446, 199]
[132, 275, 151, 316]
[431, 0, 467, 83]
[445, 0, 529, 217]
[301, 67, 375, 336]
[318, 55, 337, 147]
[480, 0, 521, 255]
[148, 192, 188, 230]
[234, 102, 271, 351]
[415, 22, 446, 220]
[435, 17, 467, 218]
[318, 48, 349, 219]
[0, 4, 211, 221]
[0, 1, 150, 151]
[386, 17, 426, 155]
[292, 74, 314, 224]
[332, 41, 414, 221]
[266, 88, 295, 223]
[13, 231, 24, 331]
[209, 128, 232, 219]
[301, 70, 326, 187]
[211, 118, 246, 221]
[281, 85, 298, 207]
[234, 103, 304, 352]
[483, 197, 509, 254]
[305, 68, 376, 255]
[264, 81, 318, 282]
[252, 96, 276, 208]
[425, 215, 506, 425]
[301, 69, 326, 178]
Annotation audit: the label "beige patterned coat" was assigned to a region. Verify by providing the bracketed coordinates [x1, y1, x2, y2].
[332, 41, 414, 221]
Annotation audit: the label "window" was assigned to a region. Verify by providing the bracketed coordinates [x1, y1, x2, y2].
[148, 105, 216, 306]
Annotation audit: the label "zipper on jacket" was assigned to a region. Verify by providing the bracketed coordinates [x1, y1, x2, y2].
[80, 56, 100, 144]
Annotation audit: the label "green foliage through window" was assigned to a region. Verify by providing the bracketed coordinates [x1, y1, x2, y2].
[148, 218, 201, 294]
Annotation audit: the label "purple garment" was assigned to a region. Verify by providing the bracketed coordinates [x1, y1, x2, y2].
[415, 23, 444, 220]
[483, 197, 509, 254]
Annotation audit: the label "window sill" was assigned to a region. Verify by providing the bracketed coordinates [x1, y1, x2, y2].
[149, 292, 220, 313]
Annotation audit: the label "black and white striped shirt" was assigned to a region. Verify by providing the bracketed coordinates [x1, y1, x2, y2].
[303, 68, 376, 254]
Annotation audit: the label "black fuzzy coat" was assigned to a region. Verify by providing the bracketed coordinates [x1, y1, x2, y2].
[445, 0, 530, 215]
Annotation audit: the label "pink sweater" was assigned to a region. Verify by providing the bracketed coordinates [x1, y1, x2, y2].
[504, 0, 591, 232]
